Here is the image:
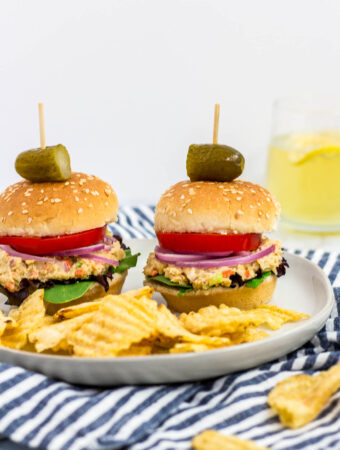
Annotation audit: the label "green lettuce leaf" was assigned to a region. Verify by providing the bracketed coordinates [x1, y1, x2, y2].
[44, 281, 94, 304]
[246, 271, 271, 288]
[113, 249, 140, 274]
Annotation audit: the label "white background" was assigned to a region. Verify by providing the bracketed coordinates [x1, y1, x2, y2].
[1, 0, 340, 205]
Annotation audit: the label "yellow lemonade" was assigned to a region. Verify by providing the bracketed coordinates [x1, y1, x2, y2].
[266, 131, 340, 230]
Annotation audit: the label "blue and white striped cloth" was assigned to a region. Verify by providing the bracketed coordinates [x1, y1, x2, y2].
[0, 205, 340, 450]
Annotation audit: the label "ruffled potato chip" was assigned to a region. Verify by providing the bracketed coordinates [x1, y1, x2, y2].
[68, 294, 159, 357]
[54, 287, 154, 321]
[117, 342, 153, 356]
[156, 305, 230, 348]
[180, 304, 309, 336]
[0, 311, 16, 337]
[268, 362, 340, 428]
[1, 290, 45, 349]
[192, 430, 268, 449]
[29, 313, 94, 353]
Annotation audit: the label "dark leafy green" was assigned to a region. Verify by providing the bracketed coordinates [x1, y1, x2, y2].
[44, 281, 94, 304]
[246, 271, 271, 288]
[148, 275, 193, 297]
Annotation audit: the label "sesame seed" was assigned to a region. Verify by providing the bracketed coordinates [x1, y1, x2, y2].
[75, 196, 79, 202]
[65, 182, 69, 186]
[251, 189, 256, 194]
[105, 202, 109, 206]
[54, 198, 62, 203]
[257, 202, 261, 206]
[73, 189, 78, 193]
[218, 186, 224, 189]
[70, 182, 75, 185]
[79, 179, 86, 186]
[21, 202, 26, 206]
[249, 205, 254, 208]
[84, 188, 90, 194]
[22, 210, 28, 214]
[187, 208, 193, 214]
[237, 209, 244, 215]
[8, 211, 13, 216]
[43, 197, 48, 202]
[236, 197, 242, 201]
[50, 199, 55, 204]
[89, 203, 93, 208]
[266, 197, 270, 202]
[27, 217, 32, 224]
[258, 211, 263, 216]
[189, 188, 195, 195]
[37, 201, 43, 205]
[105, 189, 111, 196]
[76, 174, 81, 177]
[265, 213, 270, 219]
[78, 208, 83, 214]
[180, 195, 185, 200]
[24, 193, 31, 197]
[88, 176, 94, 180]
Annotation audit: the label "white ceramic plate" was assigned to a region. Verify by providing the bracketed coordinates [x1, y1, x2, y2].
[0, 238, 334, 386]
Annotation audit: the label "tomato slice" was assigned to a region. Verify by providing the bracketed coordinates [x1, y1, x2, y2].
[0, 226, 106, 255]
[156, 232, 262, 253]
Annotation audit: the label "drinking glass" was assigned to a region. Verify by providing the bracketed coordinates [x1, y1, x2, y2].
[266, 98, 340, 232]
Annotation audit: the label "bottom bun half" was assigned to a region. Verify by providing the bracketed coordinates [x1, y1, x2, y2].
[144, 275, 277, 313]
[45, 272, 127, 315]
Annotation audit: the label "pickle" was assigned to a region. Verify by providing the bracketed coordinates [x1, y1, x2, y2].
[186, 144, 245, 182]
[15, 145, 71, 182]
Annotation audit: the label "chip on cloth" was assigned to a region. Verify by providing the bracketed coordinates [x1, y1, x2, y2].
[1, 290, 45, 349]
[68, 294, 159, 357]
[192, 430, 268, 449]
[29, 313, 95, 353]
[180, 304, 309, 336]
[268, 362, 340, 428]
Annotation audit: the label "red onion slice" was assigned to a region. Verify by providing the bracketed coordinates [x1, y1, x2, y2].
[160, 245, 276, 269]
[82, 253, 119, 266]
[103, 235, 117, 244]
[155, 246, 234, 259]
[155, 251, 204, 263]
[0, 245, 56, 262]
[48, 243, 107, 257]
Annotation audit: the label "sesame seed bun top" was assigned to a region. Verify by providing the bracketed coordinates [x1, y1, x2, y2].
[0, 172, 118, 237]
[154, 180, 280, 235]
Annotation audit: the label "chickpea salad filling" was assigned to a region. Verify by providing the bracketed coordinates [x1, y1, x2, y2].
[144, 238, 288, 295]
[0, 235, 139, 304]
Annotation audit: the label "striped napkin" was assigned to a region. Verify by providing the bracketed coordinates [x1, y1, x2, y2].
[0, 206, 339, 450]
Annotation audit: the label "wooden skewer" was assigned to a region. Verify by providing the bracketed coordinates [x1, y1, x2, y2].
[38, 102, 46, 149]
[213, 103, 220, 144]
